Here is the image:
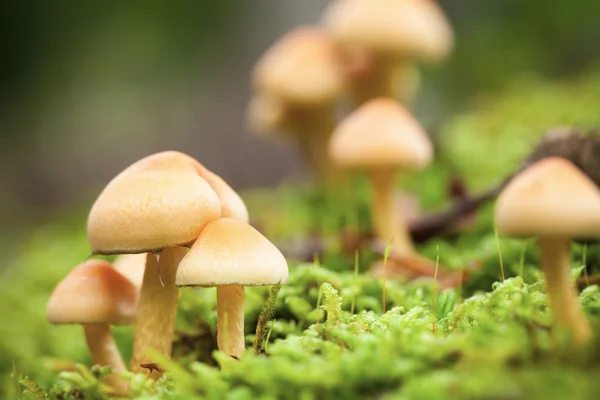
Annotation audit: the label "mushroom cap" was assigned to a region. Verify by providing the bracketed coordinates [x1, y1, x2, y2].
[193, 165, 250, 223]
[113, 253, 147, 289]
[329, 98, 432, 169]
[322, 0, 453, 62]
[87, 151, 221, 255]
[47, 260, 138, 325]
[253, 26, 346, 105]
[495, 157, 600, 238]
[176, 218, 288, 287]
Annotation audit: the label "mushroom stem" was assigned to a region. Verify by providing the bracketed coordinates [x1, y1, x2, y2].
[131, 247, 187, 375]
[83, 324, 128, 395]
[538, 237, 591, 344]
[217, 285, 245, 359]
[370, 168, 415, 255]
[289, 105, 340, 184]
[350, 55, 416, 107]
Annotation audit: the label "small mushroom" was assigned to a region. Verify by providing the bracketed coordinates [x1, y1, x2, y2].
[176, 218, 288, 359]
[47, 260, 138, 394]
[87, 151, 221, 374]
[495, 157, 600, 344]
[112, 165, 248, 293]
[322, 0, 453, 106]
[329, 98, 432, 255]
[250, 26, 347, 183]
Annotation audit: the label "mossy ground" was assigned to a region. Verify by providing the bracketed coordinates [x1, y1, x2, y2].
[4, 70, 600, 399]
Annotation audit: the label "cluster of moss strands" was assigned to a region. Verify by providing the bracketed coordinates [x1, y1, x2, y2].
[13, 275, 600, 399]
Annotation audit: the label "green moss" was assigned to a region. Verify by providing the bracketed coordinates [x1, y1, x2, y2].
[4, 216, 600, 399]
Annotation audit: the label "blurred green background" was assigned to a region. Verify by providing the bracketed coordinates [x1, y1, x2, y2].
[1, 0, 600, 252]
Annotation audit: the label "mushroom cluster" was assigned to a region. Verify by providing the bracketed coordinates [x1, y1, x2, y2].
[246, 0, 452, 268]
[47, 151, 288, 393]
[40, 2, 599, 398]
[247, 0, 453, 184]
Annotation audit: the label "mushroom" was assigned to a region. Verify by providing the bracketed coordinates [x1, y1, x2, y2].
[495, 157, 600, 344]
[113, 253, 146, 289]
[250, 26, 347, 183]
[176, 218, 288, 359]
[87, 151, 221, 374]
[322, 0, 453, 106]
[112, 166, 248, 291]
[47, 260, 138, 394]
[329, 98, 432, 255]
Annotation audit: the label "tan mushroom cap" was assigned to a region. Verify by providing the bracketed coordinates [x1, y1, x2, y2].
[495, 157, 600, 238]
[47, 260, 138, 325]
[87, 151, 221, 254]
[253, 26, 346, 105]
[113, 253, 147, 289]
[323, 0, 453, 62]
[329, 98, 432, 169]
[193, 165, 249, 223]
[176, 218, 288, 287]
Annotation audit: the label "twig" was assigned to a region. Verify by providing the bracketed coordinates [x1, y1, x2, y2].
[139, 363, 163, 374]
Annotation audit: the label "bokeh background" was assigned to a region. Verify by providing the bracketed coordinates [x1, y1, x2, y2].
[2, 0, 600, 257]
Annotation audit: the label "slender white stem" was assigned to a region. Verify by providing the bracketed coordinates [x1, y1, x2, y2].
[217, 285, 245, 359]
[539, 237, 591, 345]
[83, 324, 128, 395]
[130, 247, 187, 375]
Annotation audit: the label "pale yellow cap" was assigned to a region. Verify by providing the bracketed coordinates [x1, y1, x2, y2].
[193, 164, 249, 223]
[176, 218, 288, 287]
[113, 253, 147, 289]
[87, 151, 221, 254]
[329, 98, 432, 169]
[253, 26, 346, 105]
[495, 157, 600, 238]
[323, 0, 453, 62]
[47, 260, 138, 325]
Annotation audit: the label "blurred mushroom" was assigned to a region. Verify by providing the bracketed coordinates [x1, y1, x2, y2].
[322, 0, 453, 106]
[329, 98, 432, 255]
[495, 157, 600, 345]
[176, 218, 288, 360]
[246, 92, 291, 138]
[250, 26, 347, 183]
[47, 260, 138, 395]
[87, 151, 221, 374]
